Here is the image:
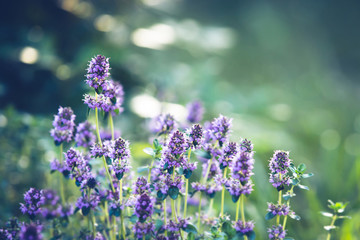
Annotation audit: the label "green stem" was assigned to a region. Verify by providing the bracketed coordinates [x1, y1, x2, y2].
[197, 158, 213, 231]
[92, 212, 96, 238]
[147, 159, 154, 183]
[120, 179, 126, 240]
[282, 185, 294, 230]
[197, 191, 202, 230]
[163, 199, 167, 237]
[109, 114, 114, 140]
[59, 143, 65, 205]
[235, 199, 240, 221]
[240, 195, 248, 240]
[220, 167, 228, 218]
[94, 100, 115, 193]
[103, 202, 113, 240]
[183, 148, 191, 218]
[326, 215, 337, 240]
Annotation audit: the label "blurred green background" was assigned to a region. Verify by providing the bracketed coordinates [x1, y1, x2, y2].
[1, 0, 360, 239]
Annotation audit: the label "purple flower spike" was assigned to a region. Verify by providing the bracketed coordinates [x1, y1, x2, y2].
[134, 193, 154, 222]
[75, 121, 96, 148]
[186, 100, 204, 123]
[150, 114, 176, 136]
[267, 203, 290, 216]
[269, 150, 292, 175]
[135, 177, 150, 195]
[207, 115, 232, 147]
[133, 222, 154, 239]
[268, 225, 286, 240]
[219, 142, 238, 169]
[20, 188, 45, 219]
[86, 55, 110, 90]
[50, 106, 76, 145]
[188, 124, 203, 149]
[233, 220, 255, 234]
[231, 151, 255, 183]
[19, 223, 43, 240]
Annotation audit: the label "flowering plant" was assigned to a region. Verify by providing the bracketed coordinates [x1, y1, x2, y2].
[1, 55, 350, 240]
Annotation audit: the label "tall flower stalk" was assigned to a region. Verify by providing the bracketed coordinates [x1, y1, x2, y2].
[266, 151, 313, 239]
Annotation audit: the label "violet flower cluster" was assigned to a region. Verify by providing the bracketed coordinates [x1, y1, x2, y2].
[83, 55, 124, 116]
[50, 106, 76, 145]
[7, 55, 316, 240]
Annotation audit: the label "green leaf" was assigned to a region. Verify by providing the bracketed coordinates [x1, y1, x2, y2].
[289, 213, 301, 220]
[194, 149, 212, 159]
[298, 184, 309, 190]
[87, 107, 91, 117]
[292, 179, 300, 185]
[246, 231, 255, 240]
[265, 212, 276, 220]
[338, 215, 351, 219]
[283, 192, 296, 201]
[298, 163, 306, 172]
[157, 191, 167, 201]
[155, 219, 164, 232]
[231, 195, 240, 203]
[284, 238, 295, 240]
[143, 147, 155, 156]
[302, 173, 314, 178]
[187, 232, 195, 240]
[129, 214, 138, 223]
[184, 223, 198, 234]
[168, 186, 179, 200]
[221, 221, 236, 238]
[137, 166, 149, 173]
[320, 211, 333, 217]
[114, 108, 120, 115]
[324, 225, 336, 231]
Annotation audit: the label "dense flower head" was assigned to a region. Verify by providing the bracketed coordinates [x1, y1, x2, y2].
[133, 222, 154, 239]
[225, 178, 254, 197]
[150, 114, 176, 136]
[4, 218, 20, 239]
[0, 229, 12, 240]
[239, 139, 253, 153]
[64, 148, 86, 171]
[154, 174, 183, 196]
[206, 115, 232, 146]
[75, 121, 96, 148]
[186, 100, 204, 123]
[104, 137, 130, 161]
[269, 150, 291, 174]
[76, 193, 100, 216]
[192, 181, 221, 197]
[83, 93, 124, 116]
[50, 106, 76, 144]
[219, 142, 238, 169]
[188, 124, 203, 149]
[269, 172, 291, 188]
[233, 220, 255, 234]
[231, 151, 255, 183]
[268, 225, 286, 240]
[267, 203, 290, 216]
[19, 223, 42, 240]
[166, 217, 189, 233]
[42, 189, 59, 206]
[90, 143, 104, 158]
[103, 80, 124, 103]
[86, 55, 110, 90]
[109, 201, 122, 217]
[135, 177, 150, 195]
[134, 193, 154, 222]
[20, 188, 45, 219]
[202, 161, 221, 180]
[166, 130, 187, 156]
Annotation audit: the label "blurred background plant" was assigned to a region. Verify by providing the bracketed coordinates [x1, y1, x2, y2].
[0, 0, 360, 239]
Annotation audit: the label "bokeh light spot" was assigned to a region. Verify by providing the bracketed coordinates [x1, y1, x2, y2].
[19, 47, 39, 64]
